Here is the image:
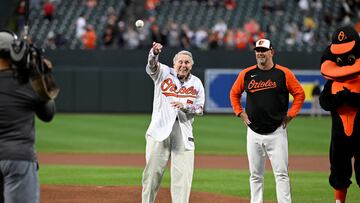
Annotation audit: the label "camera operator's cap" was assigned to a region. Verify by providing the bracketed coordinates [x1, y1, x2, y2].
[0, 31, 15, 51]
[254, 39, 272, 51]
[330, 25, 360, 55]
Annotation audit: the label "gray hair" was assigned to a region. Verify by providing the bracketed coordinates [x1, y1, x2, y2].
[173, 50, 194, 65]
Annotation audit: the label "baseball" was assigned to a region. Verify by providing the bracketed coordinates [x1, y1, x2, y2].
[135, 20, 144, 28]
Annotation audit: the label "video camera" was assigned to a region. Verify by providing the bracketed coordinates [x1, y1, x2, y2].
[0, 30, 59, 101]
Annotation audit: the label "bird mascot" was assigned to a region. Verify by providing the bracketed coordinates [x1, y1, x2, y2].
[319, 25, 360, 203]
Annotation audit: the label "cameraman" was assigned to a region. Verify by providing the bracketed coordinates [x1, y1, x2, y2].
[0, 31, 56, 203]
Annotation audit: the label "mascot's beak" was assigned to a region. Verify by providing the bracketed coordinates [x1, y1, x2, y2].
[330, 40, 356, 55]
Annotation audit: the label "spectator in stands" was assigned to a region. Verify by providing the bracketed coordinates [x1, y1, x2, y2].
[274, 0, 286, 16]
[298, 0, 310, 12]
[250, 30, 266, 49]
[303, 15, 317, 30]
[224, 0, 236, 10]
[324, 11, 334, 26]
[145, 0, 160, 10]
[102, 26, 115, 49]
[262, 0, 285, 16]
[223, 29, 236, 50]
[104, 7, 118, 29]
[43, 0, 55, 21]
[311, 80, 321, 117]
[244, 19, 266, 49]
[262, 0, 275, 14]
[117, 21, 126, 48]
[76, 14, 87, 39]
[302, 28, 315, 46]
[82, 25, 97, 49]
[54, 32, 67, 49]
[235, 28, 249, 50]
[167, 22, 180, 47]
[311, 0, 323, 12]
[180, 24, 192, 49]
[16, 0, 26, 33]
[193, 27, 208, 50]
[123, 27, 140, 49]
[208, 31, 220, 49]
[284, 21, 302, 48]
[86, 0, 97, 8]
[46, 31, 56, 49]
[212, 19, 228, 40]
[150, 24, 164, 44]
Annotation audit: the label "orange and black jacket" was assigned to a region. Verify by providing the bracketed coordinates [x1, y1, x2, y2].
[230, 64, 305, 134]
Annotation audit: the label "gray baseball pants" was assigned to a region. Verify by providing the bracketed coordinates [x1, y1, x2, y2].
[0, 160, 39, 203]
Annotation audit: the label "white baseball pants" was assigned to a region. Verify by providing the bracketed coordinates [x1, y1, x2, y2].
[247, 126, 291, 203]
[142, 121, 194, 203]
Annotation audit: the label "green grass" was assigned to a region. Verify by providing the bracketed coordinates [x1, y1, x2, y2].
[36, 114, 358, 202]
[36, 114, 331, 155]
[40, 166, 360, 203]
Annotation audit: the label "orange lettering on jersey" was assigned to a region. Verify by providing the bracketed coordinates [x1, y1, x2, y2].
[161, 78, 198, 98]
[248, 79, 277, 93]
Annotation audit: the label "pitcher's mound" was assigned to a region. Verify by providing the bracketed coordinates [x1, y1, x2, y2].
[41, 185, 253, 203]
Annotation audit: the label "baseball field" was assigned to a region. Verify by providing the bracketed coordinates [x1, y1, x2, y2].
[36, 114, 360, 203]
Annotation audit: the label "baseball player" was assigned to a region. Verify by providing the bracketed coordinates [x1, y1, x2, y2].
[0, 31, 56, 203]
[141, 42, 205, 203]
[230, 39, 305, 203]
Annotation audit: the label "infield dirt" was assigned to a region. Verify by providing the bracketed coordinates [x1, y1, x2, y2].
[39, 153, 328, 203]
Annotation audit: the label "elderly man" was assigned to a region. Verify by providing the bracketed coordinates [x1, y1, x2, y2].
[142, 42, 205, 203]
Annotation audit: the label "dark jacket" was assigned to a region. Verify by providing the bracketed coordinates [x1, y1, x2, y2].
[0, 70, 56, 161]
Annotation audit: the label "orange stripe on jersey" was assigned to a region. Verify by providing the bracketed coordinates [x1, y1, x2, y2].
[275, 65, 305, 118]
[162, 92, 197, 98]
[248, 86, 277, 93]
[229, 65, 257, 116]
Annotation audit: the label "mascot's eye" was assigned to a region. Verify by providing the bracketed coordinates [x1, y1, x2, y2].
[347, 55, 356, 65]
[336, 57, 343, 66]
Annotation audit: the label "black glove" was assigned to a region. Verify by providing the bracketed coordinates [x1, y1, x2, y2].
[343, 87, 360, 107]
[335, 87, 351, 102]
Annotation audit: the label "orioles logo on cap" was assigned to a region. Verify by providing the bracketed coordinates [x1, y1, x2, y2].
[338, 31, 347, 42]
[258, 40, 265, 45]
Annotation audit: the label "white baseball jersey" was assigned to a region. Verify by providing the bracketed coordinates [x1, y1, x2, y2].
[145, 51, 205, 150]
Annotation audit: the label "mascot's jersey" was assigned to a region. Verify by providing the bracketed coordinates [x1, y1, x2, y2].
[331, 76, 360, 136]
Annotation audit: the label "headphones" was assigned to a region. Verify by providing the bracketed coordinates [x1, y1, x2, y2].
[0, 30, 28, 63]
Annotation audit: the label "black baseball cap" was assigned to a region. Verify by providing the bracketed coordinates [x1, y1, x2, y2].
[330, 25, 360, 55]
